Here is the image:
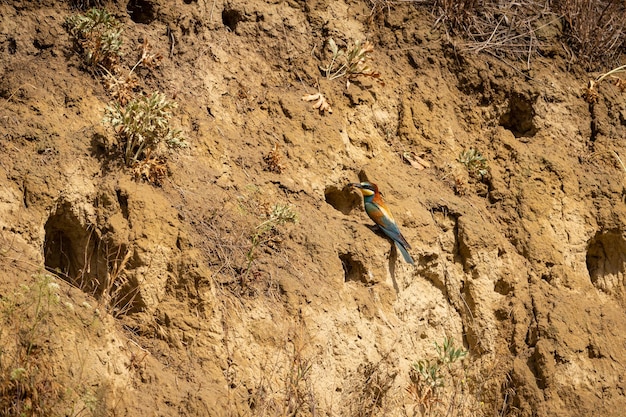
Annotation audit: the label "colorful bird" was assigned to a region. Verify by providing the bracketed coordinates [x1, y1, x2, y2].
[350, 182, 414, 264]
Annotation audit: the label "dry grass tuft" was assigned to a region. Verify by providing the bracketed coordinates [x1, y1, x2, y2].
[583, 63, 626, 103]
[434, 0, 482, 34]
[131, 150, 169, 186]
[103, 69, 139, 106]
[555, 0, 626, 70]
[68, 0, 106, 10]
[100, 244, 140, 317]
[247, 325, 316, 416]
[436, 0, 557, 68]
[187, 191, 296, 298]
[430, 1, 626, 71]
[263, 143, 285, 173]
[342, 351, 398, 417]
[0, 275, 63, 416]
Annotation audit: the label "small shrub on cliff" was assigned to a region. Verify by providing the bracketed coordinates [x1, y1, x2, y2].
[104, 92, 186, 167]
[459, 148, 489, 179]
[65, 8, 122, 71]
[319, 38, 382, 88]
[407, 338, 477, 416]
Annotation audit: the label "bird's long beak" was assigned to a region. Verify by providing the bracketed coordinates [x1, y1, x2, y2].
[349, 182, 374, 197]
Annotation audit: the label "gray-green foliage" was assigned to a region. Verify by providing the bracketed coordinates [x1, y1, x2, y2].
[319, 38, 381, 87]
[65, 8, 122, 68]
[104, 92, 186, 165]
[412, 337, 468, 389]
[458, 148, 488, 179]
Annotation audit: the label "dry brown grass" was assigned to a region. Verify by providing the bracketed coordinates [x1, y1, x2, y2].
[436, 0, 556, 68]
[429, 0, 626, 71]
[0, 275, 64, 416]
[100, 244, 139, 317]
[263, 143, 285, 173]
[433, 0, 482, 34]
[185, 188, 296, 298]
[405, 340, 513, 417]
[131, 150, 169, 186]
[555, 0, 626, 70]
[68, 0, 106, 10]
[231, 323, 317, 417]
[340, 350, 398, 417]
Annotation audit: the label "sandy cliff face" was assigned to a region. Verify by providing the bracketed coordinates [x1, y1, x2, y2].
[1, 0, 626, 415]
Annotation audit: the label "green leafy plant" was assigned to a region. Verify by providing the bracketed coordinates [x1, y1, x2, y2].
[408, 338, 471, 416]
[104, 92, 186, 166]
[413, 358, 443, 390]
[436, 337, 469, 366]
[459, 148, 488, 179]
[65, 8, 123, 70]
[413, 338, 467, 390]
[319, 38, 382, 88]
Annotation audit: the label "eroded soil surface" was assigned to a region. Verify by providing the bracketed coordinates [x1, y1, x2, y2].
[1, 1, 626, 416]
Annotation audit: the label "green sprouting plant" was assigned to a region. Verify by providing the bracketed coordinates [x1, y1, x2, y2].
[319, 38, 382, 88]
[413, 338, 466, 389]
[104, 92, 186, 166]
[408, 338, 469, 414]
[245, 204, 298, 274]
[436, 337, 468, 367]
[459, 148, 488, 179]
[65, 8, 123, 70]
[413, 358, 443, 389]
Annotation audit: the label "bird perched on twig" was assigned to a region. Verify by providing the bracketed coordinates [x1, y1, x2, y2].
[350, 182, 414, 265]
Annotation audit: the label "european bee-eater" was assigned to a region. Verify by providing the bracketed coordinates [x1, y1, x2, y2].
[350, 182, 415, 265]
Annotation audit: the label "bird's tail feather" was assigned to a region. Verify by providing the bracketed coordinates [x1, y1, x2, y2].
[396, 242, 414, 265]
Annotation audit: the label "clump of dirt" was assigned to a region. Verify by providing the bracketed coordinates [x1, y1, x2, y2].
[2, 1, 626, 416]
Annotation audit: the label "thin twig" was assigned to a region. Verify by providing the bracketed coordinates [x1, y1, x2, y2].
[612, 151, 626, 173]
[168, 26, 175, 59]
